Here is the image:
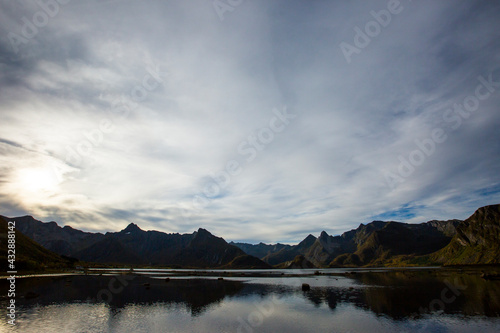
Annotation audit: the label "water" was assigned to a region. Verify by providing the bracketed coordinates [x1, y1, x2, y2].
[1, 268, 499, 332]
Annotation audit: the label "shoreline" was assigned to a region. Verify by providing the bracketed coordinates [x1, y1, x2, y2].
[2, 264, 499, 280]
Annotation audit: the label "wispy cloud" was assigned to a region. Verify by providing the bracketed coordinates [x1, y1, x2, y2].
[1, 0, 499, 244]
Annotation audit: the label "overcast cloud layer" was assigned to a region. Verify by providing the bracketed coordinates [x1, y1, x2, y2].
[1, 0, 500, 243]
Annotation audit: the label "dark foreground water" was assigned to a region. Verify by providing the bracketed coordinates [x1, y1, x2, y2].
[1, 268, 500, 332]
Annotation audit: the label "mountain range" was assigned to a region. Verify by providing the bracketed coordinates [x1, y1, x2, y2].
[1, 216, 269, 269]
[1, 204, 499, 269]
[232, 219, 462, 267]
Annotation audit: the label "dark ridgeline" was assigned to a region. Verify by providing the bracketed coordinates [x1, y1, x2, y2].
[1, 203, 499, 268]
[234, 219, 461, 267]
[2, 216, 269, 268]
[233, 204, 500, 267]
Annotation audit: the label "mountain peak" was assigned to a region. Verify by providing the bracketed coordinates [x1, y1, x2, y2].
[193, 228, 214, 239]
[297, 234, 317, 249]
[197, 227, 211, 234]
[122, 223, 142, 233]
[319, 231, 329, 239]
[432, 204, 500, 265]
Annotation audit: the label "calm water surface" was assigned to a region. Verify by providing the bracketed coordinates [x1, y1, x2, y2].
[1, 268, 499, 332]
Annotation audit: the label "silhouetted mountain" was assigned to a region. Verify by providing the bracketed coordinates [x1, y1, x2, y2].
[74, 236, 144, 265]
[0, 216, 75, 271]
[122, 222, 142, 234]
[89, 223, 263, 267]
[432, 204, 500, 265]
[2, 216, 267, 268]
[2, 215, 104, 256]
[173, 228, 249, 267]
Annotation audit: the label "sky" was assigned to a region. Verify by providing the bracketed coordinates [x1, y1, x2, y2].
[1, 0, 500, 244]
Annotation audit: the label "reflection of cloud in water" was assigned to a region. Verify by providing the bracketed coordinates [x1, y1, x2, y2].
[9, 296, 500, 333]
[1, 270, 500, 332]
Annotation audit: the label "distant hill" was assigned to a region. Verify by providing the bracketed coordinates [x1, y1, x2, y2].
[432, 204, 500, 265]
[262, 234, 318, 265]
[275, 255, 316, 269]
[229, 242, 291, 259]
[1, 216, 268, 268]
[0, 216, 75, 271]
[221, 255, 272, 269]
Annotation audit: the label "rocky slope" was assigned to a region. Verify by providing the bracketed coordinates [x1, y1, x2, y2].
[275, 255, 316, 269]
[0, 216, 74, 271]
[262, 234, 317, 265]
[329, 220, 460, 267]
[234, 219, 461, 267]
[432, 204, 500, 265]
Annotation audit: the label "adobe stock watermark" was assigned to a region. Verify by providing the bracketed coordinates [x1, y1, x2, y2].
[95, 274, 136, 303]
[339, 0, 407, 64]
[418, 277, 467, 314]
[7, 0, 71, 55]
[237, 265, 312, 333]
[62, 63, 166, 168]
[212, 0, 244, 21]
[384, 70, 500, 189]
[236, 294, 284, 333]
[179, 106, 296, 220]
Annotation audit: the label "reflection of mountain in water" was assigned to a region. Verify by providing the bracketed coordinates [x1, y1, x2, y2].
[2, 270, 499, 319]
[296, 271, 500, 319]
[234, 271, 500, 319]
[0, 275, 244, 316]
[355, 271, 500, 318]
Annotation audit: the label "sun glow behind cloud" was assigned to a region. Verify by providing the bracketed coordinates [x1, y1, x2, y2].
[0, 0, 500, 243]
[15, 167, 60, 193]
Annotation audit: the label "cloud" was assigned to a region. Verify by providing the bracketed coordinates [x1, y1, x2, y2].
[0, 0, 499, 244]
